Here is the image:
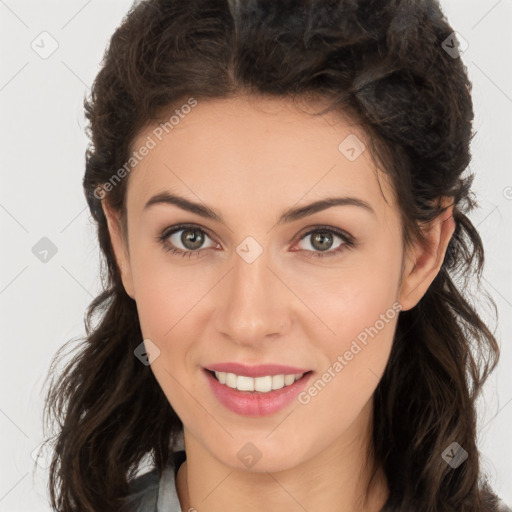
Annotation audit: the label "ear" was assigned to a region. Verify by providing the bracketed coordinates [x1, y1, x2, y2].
[102, 201, 135, 299]
[398, 199, 456, 311]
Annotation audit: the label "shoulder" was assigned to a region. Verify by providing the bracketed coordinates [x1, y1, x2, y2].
[124, 450, 186, 512]
[124, 467, 160, 512]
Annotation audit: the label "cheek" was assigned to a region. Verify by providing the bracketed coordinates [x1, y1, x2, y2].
[292, 243, 401, 413]
[130, 256, 202, 416]
[297, 305, 397, 432]
[323, 270, 400, 354]
[289, 237, 402, 343]
[129, 243, 211, 339]
[129, 251, 210, 411]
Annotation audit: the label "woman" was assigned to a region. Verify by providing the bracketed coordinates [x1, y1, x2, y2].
[41, 0, 511, 511]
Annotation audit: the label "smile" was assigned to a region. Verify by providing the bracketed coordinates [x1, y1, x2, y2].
[212, 371, 304, 393]
[203, 368, 314, 416]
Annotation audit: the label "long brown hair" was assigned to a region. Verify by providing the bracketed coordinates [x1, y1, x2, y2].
[40, 1, 503, 510]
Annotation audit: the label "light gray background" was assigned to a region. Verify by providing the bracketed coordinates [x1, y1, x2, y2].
[0, 0, 511, 510]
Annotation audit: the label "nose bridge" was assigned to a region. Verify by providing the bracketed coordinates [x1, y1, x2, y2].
[215, 240, 289, 343]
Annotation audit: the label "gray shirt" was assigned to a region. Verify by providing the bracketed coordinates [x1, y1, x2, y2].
[125, 450, 186, 512]
[125, 450, 512, 512]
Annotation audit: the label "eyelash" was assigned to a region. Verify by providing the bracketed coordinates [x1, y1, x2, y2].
[156, 223, 355, 260]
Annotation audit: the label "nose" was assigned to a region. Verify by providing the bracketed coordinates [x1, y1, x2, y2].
[213, 245, 292, 347]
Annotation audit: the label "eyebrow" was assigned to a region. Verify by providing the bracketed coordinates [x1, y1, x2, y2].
[143, 191, 375, 224]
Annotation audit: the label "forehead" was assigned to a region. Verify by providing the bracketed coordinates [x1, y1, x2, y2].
[125, 95, 397, 221]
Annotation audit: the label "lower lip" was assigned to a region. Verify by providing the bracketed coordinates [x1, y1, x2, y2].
[203, 369, 313, 416]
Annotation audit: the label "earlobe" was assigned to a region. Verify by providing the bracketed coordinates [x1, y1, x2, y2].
[399, 202, 455, 311]
[101, 201, 136, 299]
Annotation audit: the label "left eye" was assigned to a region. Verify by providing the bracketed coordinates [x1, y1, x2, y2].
[293, 228, 353, 259]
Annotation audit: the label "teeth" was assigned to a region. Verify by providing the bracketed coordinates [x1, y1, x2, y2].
[284, 374, 296, 386]
[213, 371, 304, 393]
[272, 374, 285, 390]
[237, 375, 255, 391]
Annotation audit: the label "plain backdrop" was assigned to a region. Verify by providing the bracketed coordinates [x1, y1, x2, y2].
[0, 0, 511, 510]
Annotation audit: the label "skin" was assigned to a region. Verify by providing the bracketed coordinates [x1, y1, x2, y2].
[103, 94, 455, 512]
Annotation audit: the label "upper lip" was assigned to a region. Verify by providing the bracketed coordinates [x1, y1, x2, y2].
[205, 362, 311, 378]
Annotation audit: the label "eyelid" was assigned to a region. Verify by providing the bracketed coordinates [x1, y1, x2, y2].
[291, 225, 354, 256]
[160, 223, 353, 242]
[160, 222, 215, 238]
[158, 222, 355, 257]
[294, 224, 354, 242]
[160, 223, 219, 248]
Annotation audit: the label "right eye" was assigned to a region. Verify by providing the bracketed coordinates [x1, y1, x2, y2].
[158, 224, 218, 258]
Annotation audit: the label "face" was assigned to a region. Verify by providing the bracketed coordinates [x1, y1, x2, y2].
[104, 95, 453, 473]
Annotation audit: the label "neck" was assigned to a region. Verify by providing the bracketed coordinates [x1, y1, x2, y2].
[175, 405, 389, 512]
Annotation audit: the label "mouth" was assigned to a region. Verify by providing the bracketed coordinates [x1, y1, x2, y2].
[202, 368, 314, 416]
[205, 369, 313, 394]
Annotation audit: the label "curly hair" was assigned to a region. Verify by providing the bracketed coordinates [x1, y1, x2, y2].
[40, 0, 503, 511]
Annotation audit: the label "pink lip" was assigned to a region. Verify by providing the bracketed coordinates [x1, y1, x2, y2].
[204, 362, 310, 378]
[203, 368, 313, 416]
